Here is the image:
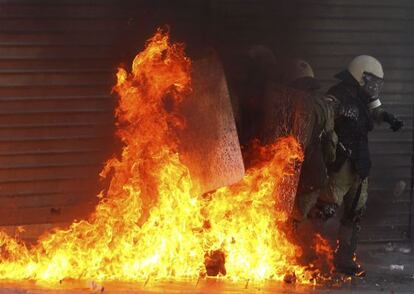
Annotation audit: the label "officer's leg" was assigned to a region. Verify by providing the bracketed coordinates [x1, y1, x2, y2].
[311, 159, 355, 219]
[292, 190, 320, 222]
[290, 160, 355, 265]
[287, 189, 324, 265]
[334, 177, 368, 276]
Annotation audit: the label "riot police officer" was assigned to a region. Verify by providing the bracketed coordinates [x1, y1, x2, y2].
[319, 55, 403, 275]
[275, 60, 338, 267]
[287, 60, 338, 224]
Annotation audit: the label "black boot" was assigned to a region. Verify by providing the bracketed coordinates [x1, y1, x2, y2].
[334, 223, 365, 276]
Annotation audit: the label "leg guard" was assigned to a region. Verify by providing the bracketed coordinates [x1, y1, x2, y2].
[334, 208, 365, 276]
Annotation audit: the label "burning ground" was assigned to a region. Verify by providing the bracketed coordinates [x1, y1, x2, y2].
[0, 30, 333, 286]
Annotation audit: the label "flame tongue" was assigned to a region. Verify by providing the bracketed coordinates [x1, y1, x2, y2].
[0, 30, 332, 285]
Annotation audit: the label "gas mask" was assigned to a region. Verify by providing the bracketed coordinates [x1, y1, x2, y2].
[361, 72, 383, 102]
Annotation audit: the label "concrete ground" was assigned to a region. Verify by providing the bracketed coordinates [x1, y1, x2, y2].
[347, 242, 414, 293]
[0, 243, 413, 293]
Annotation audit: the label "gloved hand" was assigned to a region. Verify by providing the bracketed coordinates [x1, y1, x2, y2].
[383, 111, 403, 132]
[390, 117, 403, 132]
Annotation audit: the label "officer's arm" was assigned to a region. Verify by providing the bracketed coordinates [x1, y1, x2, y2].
[321, 95, 339, 163]
[325, 94, 341, 119]
[370, 106, 403, 132]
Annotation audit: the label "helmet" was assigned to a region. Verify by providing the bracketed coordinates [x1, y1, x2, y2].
[288, 59, 315, 80]
[287, 59, 320, 90]
[337, 55, 384, 106]
[347, 55, 384, 86]
[247, 45, 277, 68]
[246, 45, 278, 81]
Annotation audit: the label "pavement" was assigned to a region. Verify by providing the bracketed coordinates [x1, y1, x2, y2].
[346, 242, 414, 293]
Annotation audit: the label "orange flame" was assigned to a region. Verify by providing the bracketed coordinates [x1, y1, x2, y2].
[0, 30, 332, 285]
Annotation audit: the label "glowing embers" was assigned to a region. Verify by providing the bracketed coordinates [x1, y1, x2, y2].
[0, 29, 332, 285]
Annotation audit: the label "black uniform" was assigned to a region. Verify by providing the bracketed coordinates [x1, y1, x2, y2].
[322, 76, 403, 275]
[327, 81, 374, 179]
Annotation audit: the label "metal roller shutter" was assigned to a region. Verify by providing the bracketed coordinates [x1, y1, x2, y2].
[0, 0, 223, 242]
[0, 0, 133, 239]
[3, 0, 412, 245]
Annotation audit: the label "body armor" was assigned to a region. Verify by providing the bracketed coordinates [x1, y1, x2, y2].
[327, 82, 374, 179]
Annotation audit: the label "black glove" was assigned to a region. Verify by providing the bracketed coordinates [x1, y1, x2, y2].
[383, 111, 403, 132]
[390, 118, 403, 132]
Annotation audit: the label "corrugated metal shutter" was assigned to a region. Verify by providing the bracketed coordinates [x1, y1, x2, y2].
[296, 0, 414, 242]
[3, 0, 412, 244]
[0, 0, 223, 241]
[0, 0, 304, 240]
[0, 1, 135, 238]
